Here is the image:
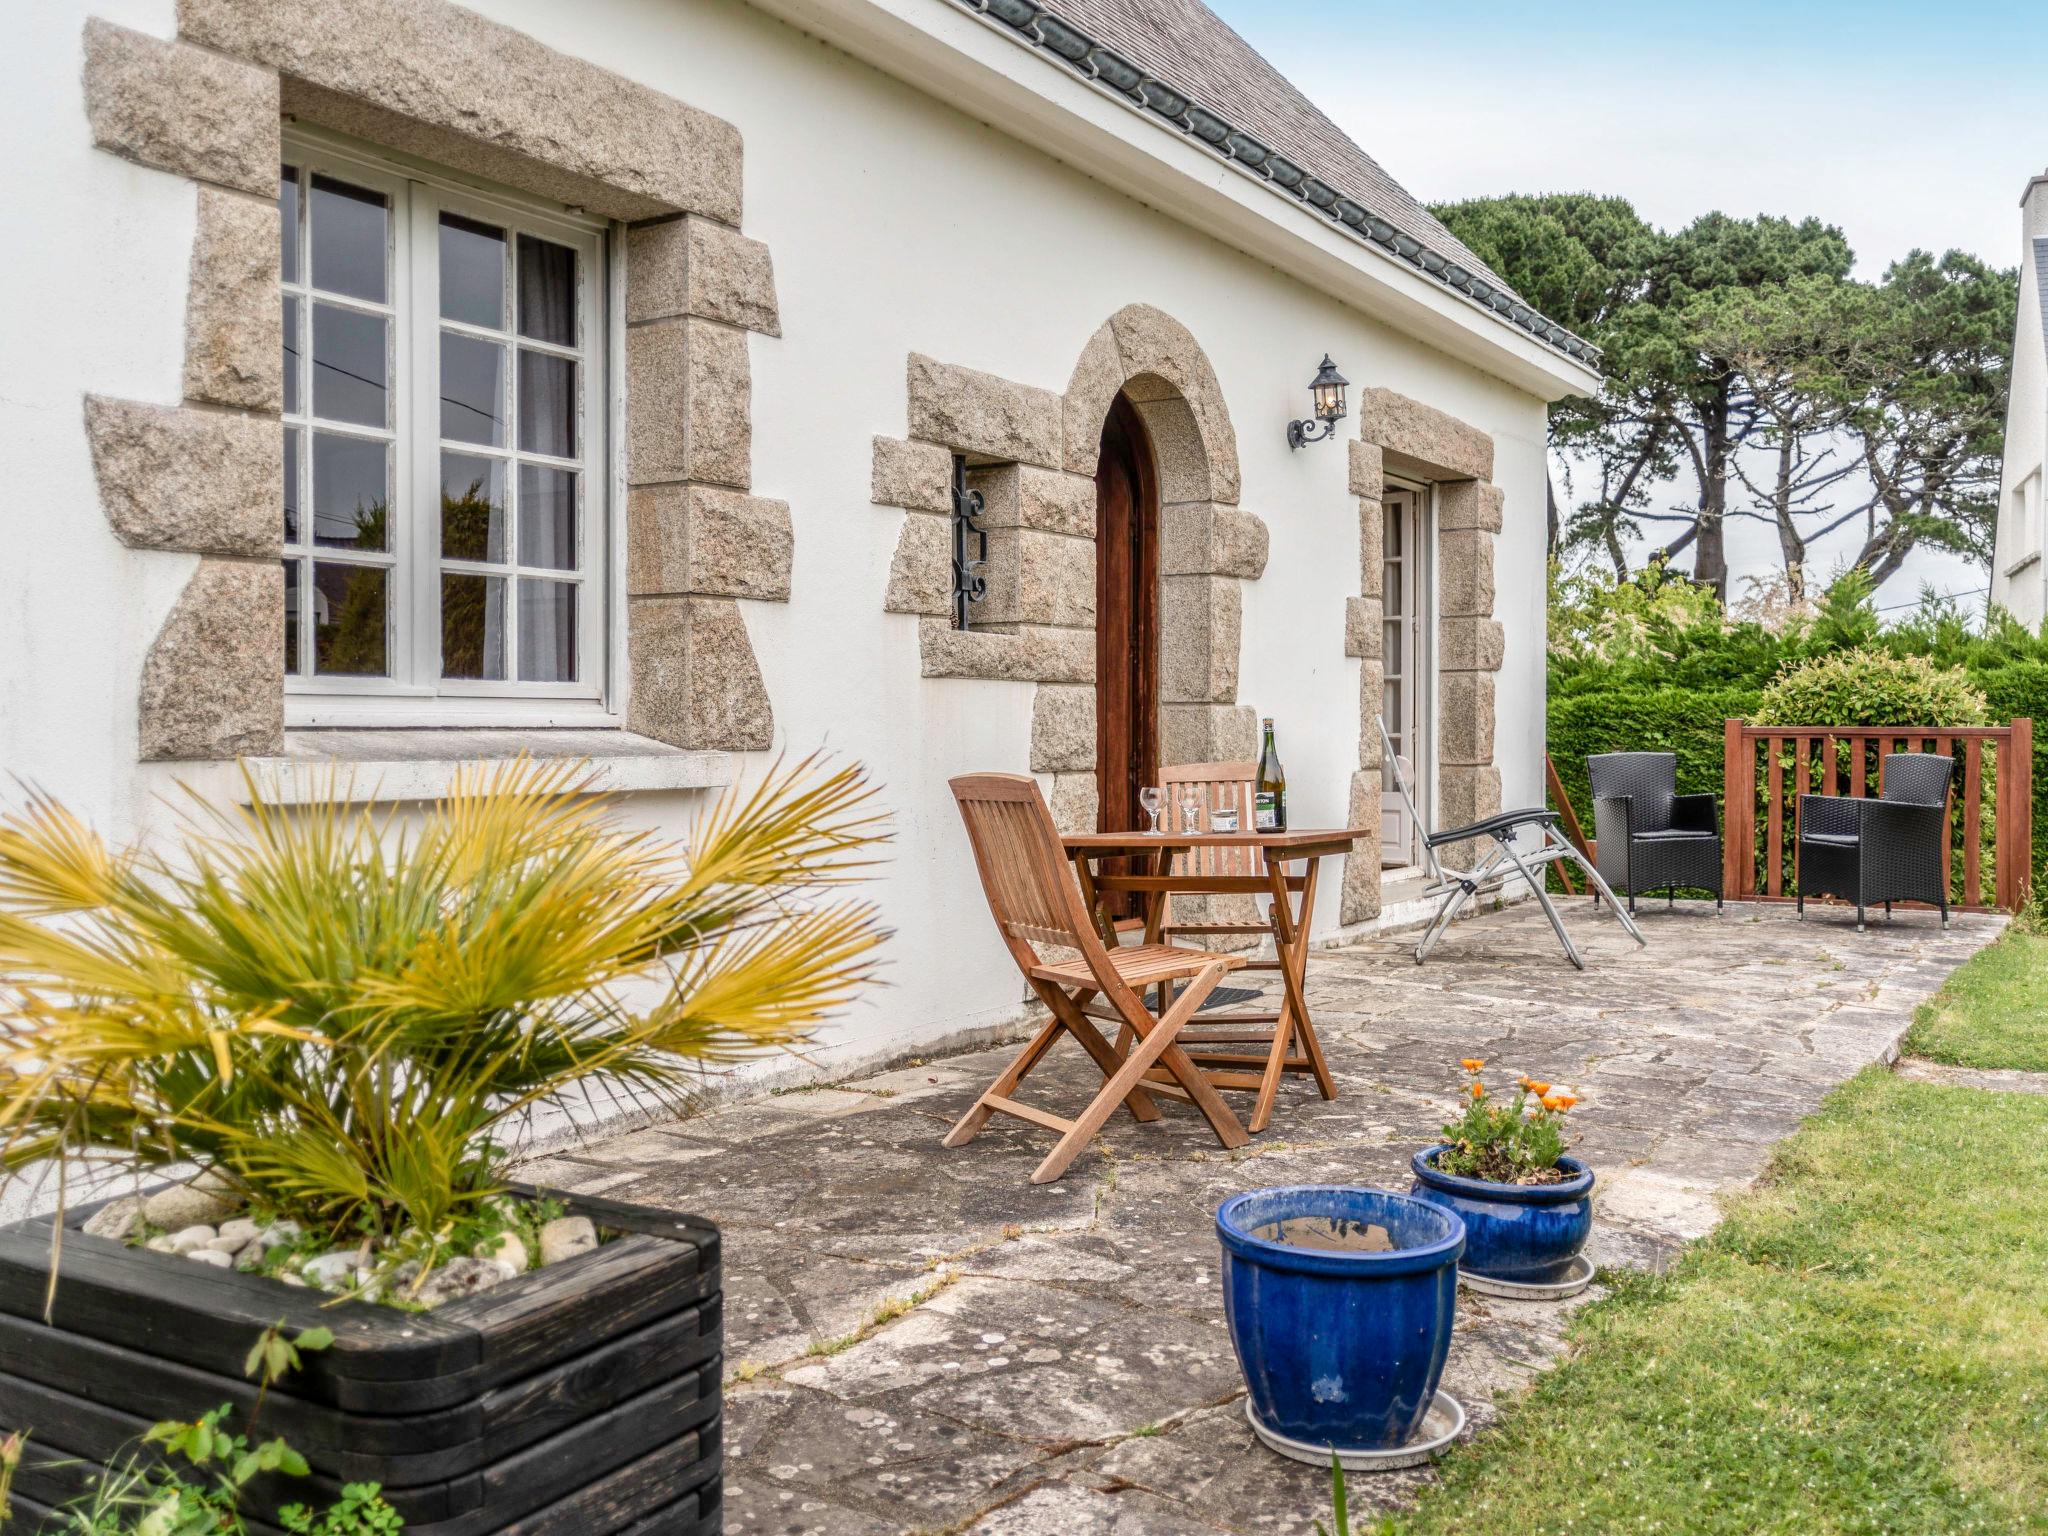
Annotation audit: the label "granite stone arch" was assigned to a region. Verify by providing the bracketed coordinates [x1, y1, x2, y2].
[81, 0, 785, 760]
[871, 304, 1266, 832]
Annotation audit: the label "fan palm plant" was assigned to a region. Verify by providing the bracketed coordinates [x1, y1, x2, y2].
[0, 754, 887, 1245]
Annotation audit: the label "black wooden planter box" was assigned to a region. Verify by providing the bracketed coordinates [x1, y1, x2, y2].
[0, 1186, 721, 1534]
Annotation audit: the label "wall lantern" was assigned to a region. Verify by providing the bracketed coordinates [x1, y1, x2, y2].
[1286, 354, 1349, 449]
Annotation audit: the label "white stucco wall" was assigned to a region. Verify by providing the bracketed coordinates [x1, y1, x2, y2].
[0, 0, 1554, 1104]
[1991, 175, 2048, 627]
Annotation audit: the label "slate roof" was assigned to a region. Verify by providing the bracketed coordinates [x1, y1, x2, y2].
[953, 0, 1600, 367]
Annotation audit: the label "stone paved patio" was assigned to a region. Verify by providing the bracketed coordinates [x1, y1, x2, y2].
[520, 898, 2000, 1535]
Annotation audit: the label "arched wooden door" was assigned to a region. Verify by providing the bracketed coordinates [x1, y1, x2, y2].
[1095, 394, 1159, 863]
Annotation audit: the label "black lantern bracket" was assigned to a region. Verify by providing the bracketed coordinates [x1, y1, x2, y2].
[1286, 354, 1350, 450]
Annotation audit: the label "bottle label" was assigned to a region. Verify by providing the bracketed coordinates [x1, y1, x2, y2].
[1255, 791, 1279, 831]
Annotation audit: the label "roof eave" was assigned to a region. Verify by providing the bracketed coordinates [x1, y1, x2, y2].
[739, 0, 1605, 402]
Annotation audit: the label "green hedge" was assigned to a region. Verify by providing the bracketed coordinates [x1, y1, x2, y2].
[1546, 685, 1763, 847]
[1970, 662, 2048, 907]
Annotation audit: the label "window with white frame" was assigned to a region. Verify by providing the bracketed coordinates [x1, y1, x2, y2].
[278, 134, 610, 724]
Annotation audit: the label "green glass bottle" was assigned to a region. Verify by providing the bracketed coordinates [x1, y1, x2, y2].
[1255, 717, 1286, 832]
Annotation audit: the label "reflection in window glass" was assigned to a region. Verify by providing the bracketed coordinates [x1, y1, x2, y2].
[518, 580, 577, 682]
[312, 561, 389, 676]
[441, 572, 507, 681]
[310, 175, 388, 303]
[516, 234, 575, 345]
[283, 560, 300, 674]
[312, 303, 388, 428]
[279, 166, 300, 285]
[312, 433, 390, 550]
[439, 213, 506, 330]
[283, 427, 300, 542]
[518, 465, 577, 570]
[517, 350, 576, 459]
[281, 295, 301, 416]
[441, 453, 506, 563]
[441, 332, 506, 447]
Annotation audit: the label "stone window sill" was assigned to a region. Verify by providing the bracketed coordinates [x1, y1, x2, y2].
[2003, 550, 2041, 579]
[239, 729, 733, 804]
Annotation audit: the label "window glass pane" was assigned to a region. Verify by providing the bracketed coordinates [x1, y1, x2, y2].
[283, 560, 300, 676]
[517, 580, 577, 682]
[517, 464, 577, 570]
[441, 331, 506, 447]
[312, 303, 388, 427]
[439, 213, 506, 331]
[1384, 561, 1402, 614]
[1384, 618, 1401, 674]
[441, 453, 506, 563]
[312, 432, 390, 551]
[517, 350, 577, 458]
[313, 561, 389, 676]
[281, 296, 301, 417]
[441, 572, 507, 681]
[283, 427, 300, 543]
[1384, 503, 1402, 556]
[279, 167, 300, 286]
[310, 174, 387, 303]
[516, 234, 575, 345]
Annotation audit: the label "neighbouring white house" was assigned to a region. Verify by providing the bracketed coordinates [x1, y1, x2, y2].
[1994, 168, 2048, 625]
[0, 0, 1600, 1097]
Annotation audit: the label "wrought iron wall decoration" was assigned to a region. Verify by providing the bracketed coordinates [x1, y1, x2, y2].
[952, 454, 988, 630]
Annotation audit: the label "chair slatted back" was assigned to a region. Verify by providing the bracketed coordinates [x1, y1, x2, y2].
[950, 774, 1102, 959]
[1162, 761, 1263, 877]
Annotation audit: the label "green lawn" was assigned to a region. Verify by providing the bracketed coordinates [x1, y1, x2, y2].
[1903, 921, 2048, 1072]
[1380, 928, 2048, 1536]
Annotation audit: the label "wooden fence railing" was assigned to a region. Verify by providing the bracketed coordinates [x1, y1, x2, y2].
[1721, 718, 2034, 912]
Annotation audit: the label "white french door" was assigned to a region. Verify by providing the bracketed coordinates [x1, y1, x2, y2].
[1381, 485, 1431, 868]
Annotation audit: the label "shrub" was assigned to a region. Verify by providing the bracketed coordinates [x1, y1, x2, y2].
[1434, 1059, 1579, 1183]
[1752, 648, 1988, 728]
[0, 756, 887, 1245]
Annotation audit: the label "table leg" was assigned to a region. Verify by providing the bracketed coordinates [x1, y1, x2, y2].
[1072, 852, 1117, 947]
[1281, 859, 1335, 1100]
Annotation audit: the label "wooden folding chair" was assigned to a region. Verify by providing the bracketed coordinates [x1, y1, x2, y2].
[946, 773, 1251, 1183]
[1151, 761, 1337, 1133]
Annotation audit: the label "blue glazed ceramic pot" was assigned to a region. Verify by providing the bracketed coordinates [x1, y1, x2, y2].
[1408, 1147, 1594, 1283]
[1216, 1185, 1463, 1452]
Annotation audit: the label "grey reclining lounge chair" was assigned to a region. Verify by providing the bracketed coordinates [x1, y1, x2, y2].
[1587, 752, 1724, 913]
[1797, 752, 1954, 932]
[1379, 718, 1645, 970]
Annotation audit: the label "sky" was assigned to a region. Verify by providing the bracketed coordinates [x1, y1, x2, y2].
[1207, 0, 2045, 611]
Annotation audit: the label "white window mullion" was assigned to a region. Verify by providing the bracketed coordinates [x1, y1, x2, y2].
[405, 178, 439, 692]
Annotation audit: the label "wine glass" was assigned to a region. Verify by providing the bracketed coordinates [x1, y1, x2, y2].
[1180, 786, 1203, 835]
[1138, 786, 1163, 834]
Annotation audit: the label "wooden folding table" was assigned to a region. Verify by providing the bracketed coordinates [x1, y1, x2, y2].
[1061, 827, 1367, 1133]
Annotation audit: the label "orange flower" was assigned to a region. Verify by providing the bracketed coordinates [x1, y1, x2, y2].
[1542, 1092, 1578, 1113]
[1469, 1082, 1487, 1099]
[1523, 1080, 1553, 1097]
[1460, 1058, 1485, 1073]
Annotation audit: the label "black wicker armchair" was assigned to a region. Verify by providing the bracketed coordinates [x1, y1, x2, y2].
[1797, 753, 1954, 932]
[1587, 752, 1723, 913]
